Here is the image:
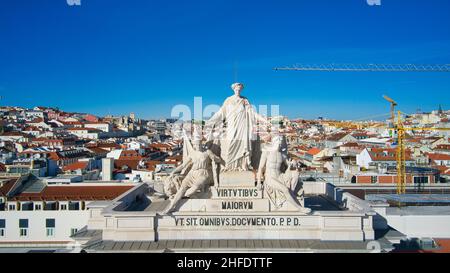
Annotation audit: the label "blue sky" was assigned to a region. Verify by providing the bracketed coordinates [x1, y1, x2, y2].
[1, 0, 450, 120]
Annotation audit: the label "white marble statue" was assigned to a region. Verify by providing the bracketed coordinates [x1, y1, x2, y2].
[163, 138, 225, 214]
[205, 83, 269, 172]
[257, 135, 311, 214]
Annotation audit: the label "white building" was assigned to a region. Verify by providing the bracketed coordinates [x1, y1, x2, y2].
[324, 133, 357, 149]
[356, 148, 415, 169]
[0, 176, 135, 248]
[25, 110, 46, 119]
[67, 128, 105, 140]
[85, 122, 112, 133]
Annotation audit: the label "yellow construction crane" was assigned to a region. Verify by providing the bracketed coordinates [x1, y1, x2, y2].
[275, 63, 450, 194]
[392, 110, 450, 194]
[383, 95, 397, 123]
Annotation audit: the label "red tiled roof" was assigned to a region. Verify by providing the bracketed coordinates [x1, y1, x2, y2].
[326, 132, 349, 141]
[10, 185, 134, 201]
[369, 148, 413, 161]
[351, 132, 369, 137]
[0, 131, 29, 137]
[307, 148, 321, 156]
[295, 145, 310, 151]
[434, 165, 450, 175]
[166, 155, 182, 162]
[86, 147, 109, 155]
[119, 150, 143, 160]
[96, 143, 121, 149]
[23, 126, 41, 132]
[0, 179, 16, 197]
[62, 121, 84, 125]
[145, 160, 164, 172]
[435, 144, 450, 151]
[114, 159, 141, 171]
[63, 161, 89, 172]
[427, 153, 450, 161]
[67, 127, 102, 133]
[149, 143, 173, 150]
[406, 138, 421, 143]
[339, 142, 360, 148]
[431, 239, 450, 253]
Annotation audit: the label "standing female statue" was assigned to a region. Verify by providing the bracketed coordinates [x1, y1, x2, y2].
[206, 83, 269, 172]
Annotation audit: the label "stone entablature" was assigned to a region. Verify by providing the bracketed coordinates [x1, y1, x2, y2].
[81, 182, 376, 243]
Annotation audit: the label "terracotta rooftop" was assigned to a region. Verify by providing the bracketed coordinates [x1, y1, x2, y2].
[434, 144, 450, 151]
[427, 153, 450, 161]
[0, 179, 17, 197]
[0, 131, 29, 137]
[86, 147, 109, 155]
[63, 161, 89, 172]
[114, 159, 141, 171]
[10, 185, 134, 201]
[368, 148, 413, 161]
[307, 148, 321, 156]
[339, 142, 361, 148]
[326, 132, 349, 141]
[433, 165, 450, 175]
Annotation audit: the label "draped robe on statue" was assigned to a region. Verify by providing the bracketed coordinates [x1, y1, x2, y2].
[206, 95, 265, 172]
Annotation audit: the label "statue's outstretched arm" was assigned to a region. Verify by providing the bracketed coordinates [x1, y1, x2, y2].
[205, 106, 224, 128]
[207, 150, 225, 166]
[248, 105, 270, 129]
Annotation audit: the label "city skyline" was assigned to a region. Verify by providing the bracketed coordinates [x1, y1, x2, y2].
[1, 0, 450, 120]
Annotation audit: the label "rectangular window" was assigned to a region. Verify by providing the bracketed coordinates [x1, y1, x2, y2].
[69, 202, 79, 211]
[70, 228, 78, 236]
[46, 228, 54, 237]
[8, 204, 16, 211]
[44, 202, 57, 211]
[35, 204, 42, 210]
[20, 228, 28, 237]
[414, 176, 429, 184]
[46, 219, 55, 237]
[371, 176, 378, 184]
[46, 219, 55, 228]
[19, 219, 28, 228]
[60, 204, 67, 210]
[0, 219, 5, 237]
[19, 219, 28, 237]
[21, 203, 33, 211]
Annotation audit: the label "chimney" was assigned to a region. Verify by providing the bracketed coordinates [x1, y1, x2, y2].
[102, 158, 114, 181]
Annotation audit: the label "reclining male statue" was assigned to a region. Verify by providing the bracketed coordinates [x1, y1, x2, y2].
[163, 138, 225, 214]
[257, 134, 311, 214]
